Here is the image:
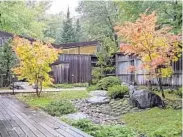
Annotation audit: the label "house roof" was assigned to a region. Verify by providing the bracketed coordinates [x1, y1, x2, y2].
[53, 40, 99, 49]
[0, 30, 36, 42]
[0, 30, 99, 49]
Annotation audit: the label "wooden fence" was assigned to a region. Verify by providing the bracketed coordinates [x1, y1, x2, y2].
[52, 54, 92, 84]
[115, 54, 182, 86]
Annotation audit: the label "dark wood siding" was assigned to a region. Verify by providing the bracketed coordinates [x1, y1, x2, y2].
[52, 54, 92, 84]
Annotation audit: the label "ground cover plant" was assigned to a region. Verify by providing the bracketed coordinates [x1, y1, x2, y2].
[16, 90, 88, 108]
[61, 119, 136, 137]
[122, 107, 182, 137]
[43, 100, 76, 116]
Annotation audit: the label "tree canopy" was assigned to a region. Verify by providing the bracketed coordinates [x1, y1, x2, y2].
[12, 37, 60, 97]
[115, 12, 182, 97]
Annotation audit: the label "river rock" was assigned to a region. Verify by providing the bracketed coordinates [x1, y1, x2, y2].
[129, 89, 164, 109]
[86, 96, 110, 104]
[89, 90, 108, 97]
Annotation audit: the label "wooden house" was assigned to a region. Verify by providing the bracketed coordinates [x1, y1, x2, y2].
[0, 30, 99, 84]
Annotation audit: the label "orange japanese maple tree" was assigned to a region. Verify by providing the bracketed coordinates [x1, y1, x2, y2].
[114, 12, 182, 98]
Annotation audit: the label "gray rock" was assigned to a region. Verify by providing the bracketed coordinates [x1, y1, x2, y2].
[65, 112, 89, 120]
[10, 82, 33, 90]
[86, 96, 110, 104]
[129, 89, 164, 109]
[89, 90, 108, 97]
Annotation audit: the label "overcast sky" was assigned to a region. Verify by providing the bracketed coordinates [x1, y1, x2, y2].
[46, 0, 80, 17]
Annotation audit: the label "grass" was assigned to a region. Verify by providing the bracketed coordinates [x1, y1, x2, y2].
[61, 119, 136, 137]
[0, 87, 9, 90]
[122, 107, 182, 137]
[16, 90, 88, 108]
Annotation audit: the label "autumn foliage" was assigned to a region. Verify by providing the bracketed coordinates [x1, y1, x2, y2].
[115, 12, 182, 97]
[12, 37, 60, 97]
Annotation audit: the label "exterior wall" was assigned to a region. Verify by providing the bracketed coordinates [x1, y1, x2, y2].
[116, 54, 182, 86]
[62, 45, 97, 55]
[52, 54, 92, 83]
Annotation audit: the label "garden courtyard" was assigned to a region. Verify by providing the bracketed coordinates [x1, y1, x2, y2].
[0, 1, 182, 137]
[11, 83, 181, 137]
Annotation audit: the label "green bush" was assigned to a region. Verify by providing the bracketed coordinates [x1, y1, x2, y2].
[92, 67, 103, 84]
[43, 100, 76, 116]
[176, 87, 182, 97]
[96, 76, 121, 90]
[86, 85, 98, 92]
[70, 119, 136, 137]
[108, 85, 129, 99]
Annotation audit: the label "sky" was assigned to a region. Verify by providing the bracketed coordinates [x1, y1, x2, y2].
[47, 0, 80, 17]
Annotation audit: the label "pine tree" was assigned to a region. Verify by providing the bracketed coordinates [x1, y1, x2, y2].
[61, 7, 76, 43]
[0, 40, 16, 86]
[75, 18, 81, 42]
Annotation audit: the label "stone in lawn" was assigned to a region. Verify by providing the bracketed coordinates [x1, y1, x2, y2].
[10, 82, 33, 90]
[129, 89, 164, 109]
[86, 96, 110, 105]
[65, 112, 89, 120]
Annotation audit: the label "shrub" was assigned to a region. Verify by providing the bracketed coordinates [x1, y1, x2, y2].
[108, 85, 129, 99]
[176, 87, 182, 97]
[96, 76, 121, 90]
[70, 119, 136, 137]
[92, 67, 103, 84]
[86, 85, 98, 92]
[43, 100, 76, 116]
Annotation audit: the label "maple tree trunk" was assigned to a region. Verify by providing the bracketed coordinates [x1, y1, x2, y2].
[35, 81, 40, 98]
[158, 77, 165, 98]
[38, 81, 42, 97]
[148, 80, 152, 90]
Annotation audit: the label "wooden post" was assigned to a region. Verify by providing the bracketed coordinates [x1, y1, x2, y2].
[134, 58, 137, 85]
[115, 54, 119, 76]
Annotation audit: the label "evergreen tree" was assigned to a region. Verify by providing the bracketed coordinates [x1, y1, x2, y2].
[0, 40, 16, 86]
[75, 18, 81, 42]
[61, 7, 76, 43]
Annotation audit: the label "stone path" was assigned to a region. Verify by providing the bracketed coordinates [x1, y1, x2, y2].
[0, 95, 92, 137]
[0, 87, 86, 94]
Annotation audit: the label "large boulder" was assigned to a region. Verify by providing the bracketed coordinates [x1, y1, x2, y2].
[10, 82, 33, 90]
[86, 96, 110, 104]
[129, 89, 164, 109]
[89, 90, 108, 97]
[87, 90, 110, 104]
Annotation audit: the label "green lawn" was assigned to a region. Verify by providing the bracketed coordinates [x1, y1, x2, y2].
[122, 107, 182, 137]
[16, 90, 88, 108]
